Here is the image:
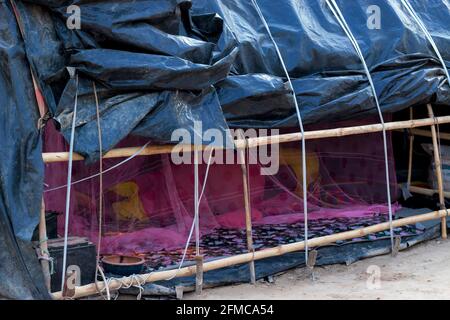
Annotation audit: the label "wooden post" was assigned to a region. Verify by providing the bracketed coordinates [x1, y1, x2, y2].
[409, 185, 450, 198]
[39, 198, 51, 292]
[409, 128, 450, 141]
[195, 255, 204, 295]
[407, 108, 414, 190]
[193, 148, 204, 294]
[427, 104, 447, 239]
[237, 133, 256, 284]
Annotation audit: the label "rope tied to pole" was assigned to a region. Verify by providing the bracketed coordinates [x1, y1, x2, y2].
[37, 251, 55, 275]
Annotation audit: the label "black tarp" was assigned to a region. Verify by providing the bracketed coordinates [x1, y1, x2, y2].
[16, 0, 450, 160]
[193, 0, 450, 126]
[0, 1, 50, 299]
[18, 0, 238, 162]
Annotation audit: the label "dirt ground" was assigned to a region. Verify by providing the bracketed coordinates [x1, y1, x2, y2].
[186, 239, 450, 300]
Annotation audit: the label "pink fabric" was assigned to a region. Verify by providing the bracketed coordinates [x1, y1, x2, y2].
[43, 118, 399, 255]
[216, 208, 264, 228]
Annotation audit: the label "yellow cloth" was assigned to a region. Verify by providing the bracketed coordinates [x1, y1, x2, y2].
[280, 146, 320, 196]
[110, 181, 148, 221]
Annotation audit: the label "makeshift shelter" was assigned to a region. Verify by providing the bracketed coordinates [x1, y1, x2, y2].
[1, 0, 450, 299]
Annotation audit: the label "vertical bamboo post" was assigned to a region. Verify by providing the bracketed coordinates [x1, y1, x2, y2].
[39, 197, 51, 291]
[237, 133, 256, 284]
[407, 108, 414, 189]
[193, 147, 204, 294]
[195, 255, 204, 295]
[427, 104, 447, 239]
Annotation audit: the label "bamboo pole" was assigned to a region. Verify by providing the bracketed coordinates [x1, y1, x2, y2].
[410, 128, 450, 141]
[42, 115, 450, 163]
[39, 198, 51, 292]
[409, 185, 450, 199]
[426, 104, 447, 239]
[237, 133, 256, 284]
[51, 209, 447, 299]
[193, 148, 203, 294]
[407, 134, 414, 187]
[195, 255, 204, 295]
[407, 108, 414, 189]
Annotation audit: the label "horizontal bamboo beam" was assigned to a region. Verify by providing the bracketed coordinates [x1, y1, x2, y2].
[43, 115, 450, 163]
[409, 185, 450, 199]
[52, 209, 447, 300]
[410, 128, 450, 141]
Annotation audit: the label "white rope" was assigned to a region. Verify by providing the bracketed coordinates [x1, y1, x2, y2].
[199, 148, 214, 202]
[99, 274, 146, 300]
[60, 74, 79, 292]
[325, 0, 395, 252]
[91, 81, 111, 300]
[249, 0, 310, 265]
[97, 261, 110, 300]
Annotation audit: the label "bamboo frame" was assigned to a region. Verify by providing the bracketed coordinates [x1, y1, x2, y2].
[45, 109, 450, 299]
[237, 135, 256, 285]
[410, 128, 450, 141]
[406, 106, 448, 238]
[42, 115, 450, 163]
[51, 209, 448, 299]
[426, 105, 447, 239]
[193, 148, 203, 295]
[407, 108, 414, 187]
[195, 255, 204, 295]
[404, 137, 450, 199]
[409, 185, 450, 199]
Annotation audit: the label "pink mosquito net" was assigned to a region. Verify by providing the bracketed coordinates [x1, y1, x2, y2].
[43, 118, 399, 258]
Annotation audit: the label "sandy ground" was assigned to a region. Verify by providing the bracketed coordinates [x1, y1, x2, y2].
[186, 239, 450, 300]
